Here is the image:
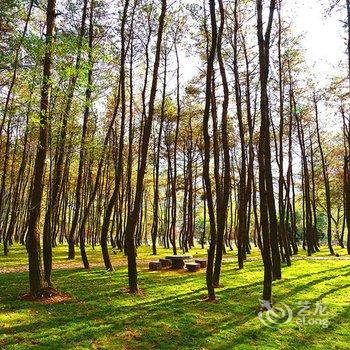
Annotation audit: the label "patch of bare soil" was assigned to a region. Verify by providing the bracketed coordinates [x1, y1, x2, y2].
[201, 295, 219, 303]
[121, 287, 145, 296]
[2, 255, 349, 275]
[124, 328, 142, 341]
[0, 259, 153, 274]
[18, 287, 71, 304]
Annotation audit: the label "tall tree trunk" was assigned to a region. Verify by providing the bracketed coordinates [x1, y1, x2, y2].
[314, 95, 334, 255]
[294, 100, 314, 256]
[345, 0, 350, 254]
[124, 0, 166, 293]
[101, 0, 132, 271]
[67, 0, 94, 260]
[151, 44, 168, 255]
[277, 1, 291, 266]
[43, 0, 88, 286]
[212, 0, 231, 288]
[232, 0, 247, 270]
[27, 0, 56, 296]
[203, 0, 218, 300]
[170, 37, 181, 255]
[341, 106, 350, 254]
[256, 0, 280, 304]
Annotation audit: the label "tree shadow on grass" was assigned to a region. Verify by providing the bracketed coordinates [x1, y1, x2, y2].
[1, 262, 349, 350]
[0, 269, 260, 349]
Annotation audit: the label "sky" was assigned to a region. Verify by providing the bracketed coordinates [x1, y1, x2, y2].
[283, 0, 347, 132]
[284, 0, 346, 85]
[179, 1, 347, 87]
[177, 0, 347, 134]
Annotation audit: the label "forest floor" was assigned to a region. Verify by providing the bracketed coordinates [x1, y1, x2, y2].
[0, 244, 349, 349]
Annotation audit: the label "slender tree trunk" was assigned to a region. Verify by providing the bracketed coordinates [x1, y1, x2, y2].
[202, 0, 218, 300]
[43, 0, 88, 285]
[27, 0, 56, 296]
[170, 38, 181, 255]
[212, 0, 231, 288]
[314, 95, 334, 255]
[67, 0, 94, 260]
[345, 0, 350, 254]
[294, 103, 314, 256]
[277, 1, 291, 266]
[124, 0, 166, 293]
[101, 0, 132, 271]
[232, 0, 247, 270]
[256, 0, 279, 304]
[151, 45, 168, 255]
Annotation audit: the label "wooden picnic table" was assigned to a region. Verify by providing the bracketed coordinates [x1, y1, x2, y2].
[165, 255, 193, 269]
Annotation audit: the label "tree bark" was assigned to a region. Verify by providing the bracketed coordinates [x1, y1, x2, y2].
[314, 94, 334, 255]
[256, 0, 279, 304]
[202, 0, 218, 300]
[27, 0, 56, 296]
[124, 0, 166, 293]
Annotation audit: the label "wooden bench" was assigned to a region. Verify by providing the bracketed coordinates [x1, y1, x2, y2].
[159, 258, 172, 268]
[186, 263, 200, 272]
[149, 261, 162, 271]
[195, 259, 207, 268]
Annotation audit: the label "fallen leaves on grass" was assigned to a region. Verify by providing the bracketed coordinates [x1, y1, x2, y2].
[18, 287, 71, 304]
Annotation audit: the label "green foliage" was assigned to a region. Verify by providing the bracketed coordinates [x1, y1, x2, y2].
[316, 213, 327, 240]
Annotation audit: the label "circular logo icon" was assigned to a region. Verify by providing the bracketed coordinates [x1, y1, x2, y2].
[258, 300, 293, 328]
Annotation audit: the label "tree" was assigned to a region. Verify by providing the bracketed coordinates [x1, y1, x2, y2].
[202, 0, 218, 301]
[314, 93, 335, 255]
[256, 0, 281, 304]
[212, 0, 231, 288]
[101, 0, 131, 271]
[124, 0, 167, 293]
[27, 0, 56, 296]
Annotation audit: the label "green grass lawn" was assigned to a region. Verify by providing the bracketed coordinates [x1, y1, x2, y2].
[0, 244, 209, 270]
[0, 244, 349, 349]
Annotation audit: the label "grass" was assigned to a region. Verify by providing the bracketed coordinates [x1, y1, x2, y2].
[0, 244, 208, 270]
[0, 244, 349, 349]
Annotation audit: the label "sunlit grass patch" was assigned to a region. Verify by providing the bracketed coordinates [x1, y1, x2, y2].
[0, 245, 349, 349]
